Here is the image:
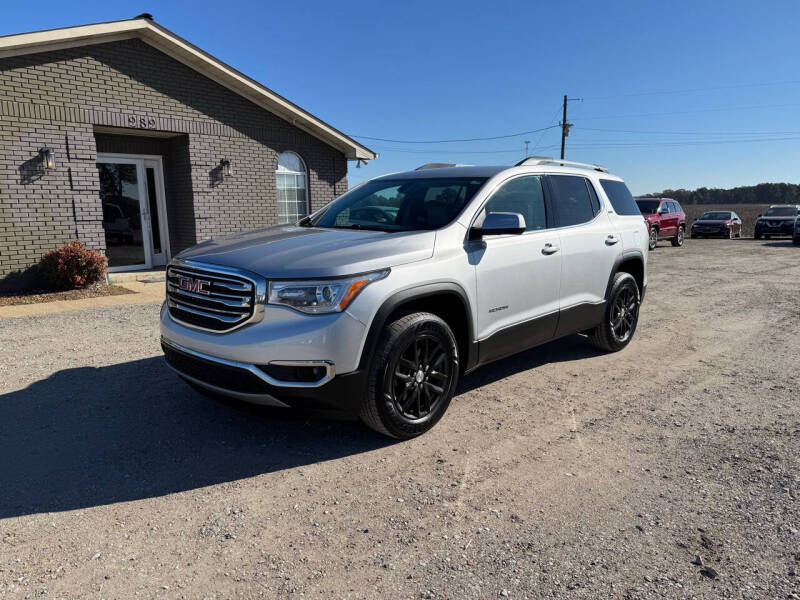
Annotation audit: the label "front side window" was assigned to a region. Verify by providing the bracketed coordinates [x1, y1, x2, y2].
[549, 175, 595, 227]
[482, 175, 546, 231]
[310, 177, 488, 232]
[276, 151, 309, 224]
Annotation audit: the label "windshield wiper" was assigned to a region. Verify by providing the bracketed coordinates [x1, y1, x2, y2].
[330, 224, 393, 233]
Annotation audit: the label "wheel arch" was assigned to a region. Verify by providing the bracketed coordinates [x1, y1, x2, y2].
[358, 283, 476, 374]
[606, 251, 645, 300]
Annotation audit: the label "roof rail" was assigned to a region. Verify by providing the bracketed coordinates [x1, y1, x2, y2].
[414, 162, 473, 170]
[515, 156, 608, 173]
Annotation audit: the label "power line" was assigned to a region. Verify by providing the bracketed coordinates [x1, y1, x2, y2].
[572, 102, 800, 121]
[349, 125, 559, 144]
[577, 126, 800, 136]
[584, 79, 800, 101]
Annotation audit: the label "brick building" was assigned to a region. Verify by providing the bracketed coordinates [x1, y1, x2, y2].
[0, 15, 375, 290]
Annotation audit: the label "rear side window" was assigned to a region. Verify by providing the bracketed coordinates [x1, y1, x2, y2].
[586, 180, 602, 216]
[549, 175, 595, 227]
[671, 201, 682, 213]
[483, 175, 546, 231]
[600, 179, 640, 216]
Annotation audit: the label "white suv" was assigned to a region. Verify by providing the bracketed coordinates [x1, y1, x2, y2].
[160, 158, 649, 439]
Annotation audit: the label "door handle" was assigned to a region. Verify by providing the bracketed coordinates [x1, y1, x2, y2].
[605, 234, 620, 245]
[541, 243, 560, 255]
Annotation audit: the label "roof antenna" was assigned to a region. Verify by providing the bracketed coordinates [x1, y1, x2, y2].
[134, 13, 154, 20]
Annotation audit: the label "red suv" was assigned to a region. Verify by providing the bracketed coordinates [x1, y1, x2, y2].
[635, 197, 686, 250]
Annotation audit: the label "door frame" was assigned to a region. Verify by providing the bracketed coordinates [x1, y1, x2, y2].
[97, 153, 170, 272]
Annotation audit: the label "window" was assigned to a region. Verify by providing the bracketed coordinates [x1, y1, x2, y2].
[660, 202, 671, 213]
[311, 177, 488, 232]
[549, 175, 595, 227]
[586, 180, 602, 216]
[602, 180, 641, 216]
[482, 175, 546, 231]
[668, 201, 679, 213]
[276, 152, 309, 224]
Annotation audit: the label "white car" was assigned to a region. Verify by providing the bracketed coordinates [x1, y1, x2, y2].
[160, 158, 649, 439]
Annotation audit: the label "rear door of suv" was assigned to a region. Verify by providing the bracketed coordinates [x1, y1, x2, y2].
[599, 178, 645, 252]
[547, 175, 619, 335]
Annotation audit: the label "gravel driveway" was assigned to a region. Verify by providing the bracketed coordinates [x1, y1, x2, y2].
[1, 239, 798, 599]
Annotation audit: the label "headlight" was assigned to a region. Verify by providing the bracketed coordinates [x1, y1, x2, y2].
[268, 269, 389, 314]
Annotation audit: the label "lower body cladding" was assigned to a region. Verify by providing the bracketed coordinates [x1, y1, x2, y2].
[159, 302, 368, 413]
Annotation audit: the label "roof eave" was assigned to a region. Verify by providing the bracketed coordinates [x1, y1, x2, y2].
[0, 18, 376, 161]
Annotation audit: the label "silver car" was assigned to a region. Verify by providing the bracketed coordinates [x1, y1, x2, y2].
[160, 158, 649, 438]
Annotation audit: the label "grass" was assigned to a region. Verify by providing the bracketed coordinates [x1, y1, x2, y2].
[0, 283, 134, 306]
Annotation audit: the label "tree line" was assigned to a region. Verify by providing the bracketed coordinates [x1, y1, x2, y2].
[639, 182, 800, 205]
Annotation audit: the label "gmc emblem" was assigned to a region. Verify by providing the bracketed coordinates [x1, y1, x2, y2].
[177, 275, 211, 295]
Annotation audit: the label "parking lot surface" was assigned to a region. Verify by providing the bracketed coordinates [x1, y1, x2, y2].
[1, 239, 798, 599]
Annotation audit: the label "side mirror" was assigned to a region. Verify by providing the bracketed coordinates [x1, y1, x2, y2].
[470, 212, 526, 239]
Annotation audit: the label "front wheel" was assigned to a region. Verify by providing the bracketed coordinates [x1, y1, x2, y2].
[793, 234, 800, 246]
[648, 227, 658, 250]
[587, 272, 641, 352]
[754, 232, 762, 240]
[360, 312, 460, 439]
[671, 226, 685, 247]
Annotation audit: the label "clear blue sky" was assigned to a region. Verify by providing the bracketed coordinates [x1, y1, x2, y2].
[4, 0, 800, 194]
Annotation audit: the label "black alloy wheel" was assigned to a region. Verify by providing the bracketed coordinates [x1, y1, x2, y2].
[587, 272, 640, 352]
[360, 311, 460, 439]
[389, 334, 452, 421]
[609, 284, 638, 344]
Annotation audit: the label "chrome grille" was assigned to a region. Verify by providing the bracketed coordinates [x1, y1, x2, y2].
[166, 262, 264, 332]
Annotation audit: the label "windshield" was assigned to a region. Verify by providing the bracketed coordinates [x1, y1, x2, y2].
[309, 177, 489, 232]
[635, 199, 660, 214]
[764, 206, 798, 217]
[699, 211, 731, 220]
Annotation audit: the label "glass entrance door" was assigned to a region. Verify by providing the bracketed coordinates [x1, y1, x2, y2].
[97, 155, 169, 271]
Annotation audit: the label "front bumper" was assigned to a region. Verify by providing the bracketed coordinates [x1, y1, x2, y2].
[160, 301, 369, 412]
[755, 221, 794, 236]
[692, 225, 729, 236]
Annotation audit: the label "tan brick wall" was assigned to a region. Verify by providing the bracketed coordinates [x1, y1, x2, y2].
[0, 38, 348, 289]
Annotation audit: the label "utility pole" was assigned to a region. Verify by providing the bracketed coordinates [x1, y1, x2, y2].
[524, 140, 530, 158]
[560, 94, 574, 160]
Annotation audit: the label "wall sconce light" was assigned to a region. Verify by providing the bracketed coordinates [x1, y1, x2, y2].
[39, 146, 55, 170]
[220, 158, 232, 178]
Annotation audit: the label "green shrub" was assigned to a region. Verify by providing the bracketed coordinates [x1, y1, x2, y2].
[38, 241, 107, 290]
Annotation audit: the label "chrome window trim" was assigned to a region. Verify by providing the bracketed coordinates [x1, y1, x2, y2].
[162, 338, 336, 388]
[167, 257, 267, 333]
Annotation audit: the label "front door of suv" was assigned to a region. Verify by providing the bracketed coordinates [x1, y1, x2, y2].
[468, 175, 562, 364]
[547, 175, 620, 336]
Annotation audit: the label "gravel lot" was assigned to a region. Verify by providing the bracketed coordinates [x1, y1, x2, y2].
[1, 239, 798, 599]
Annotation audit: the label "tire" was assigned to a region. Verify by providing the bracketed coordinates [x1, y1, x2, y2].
[671, 225, 685, 247]
[793, 234, 800, 246]
[754, 232, 762, 240]
[587, 272, 641, 353]
[360, 312, 460, 439]
[690, 232, 697, 239]
[764, 235, 771, 240]
[648, 227, 658, 250]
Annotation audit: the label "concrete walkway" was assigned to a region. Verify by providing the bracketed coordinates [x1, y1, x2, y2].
[0, 281, 165, 319]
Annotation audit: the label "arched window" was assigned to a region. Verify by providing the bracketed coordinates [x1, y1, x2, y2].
[276, 151, 309, 224]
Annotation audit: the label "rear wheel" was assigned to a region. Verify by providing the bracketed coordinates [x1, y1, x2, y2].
[648, 227, 658, 250]
[587, 272, 641, 352]
[671, 225, 685, 247]
[360, 312, 459, 439]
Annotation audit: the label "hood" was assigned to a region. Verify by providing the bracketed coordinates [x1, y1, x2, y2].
[175, 225, 436, 278]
